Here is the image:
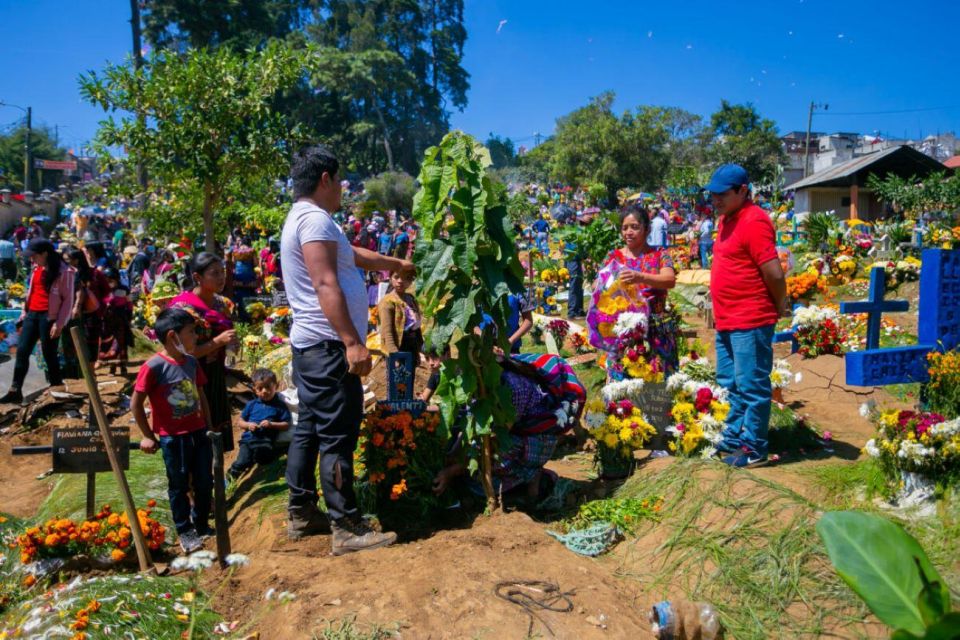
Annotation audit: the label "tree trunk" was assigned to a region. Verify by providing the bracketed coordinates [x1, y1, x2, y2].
[481, 434, 498, 512]
[372, 99, 395, 171]
[203, 187, 216, 254]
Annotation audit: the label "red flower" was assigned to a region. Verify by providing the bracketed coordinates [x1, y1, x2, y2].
[694, 387, 714, 413]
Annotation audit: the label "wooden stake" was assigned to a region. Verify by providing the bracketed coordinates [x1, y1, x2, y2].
[70, 326, 153, 572]
[481, 434, 497, 512]
[85, 472, 96, 519]
[208, 431, 231, 566]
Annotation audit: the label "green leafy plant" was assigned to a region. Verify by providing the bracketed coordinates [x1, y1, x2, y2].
[412, 131, 525, 510]
[803, 211, 842, 249]
[816, 511, 960, 638]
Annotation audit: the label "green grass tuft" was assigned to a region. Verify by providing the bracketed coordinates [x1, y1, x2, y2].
[312, 616, 400, 639]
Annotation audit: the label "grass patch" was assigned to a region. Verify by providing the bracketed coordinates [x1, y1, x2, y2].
[313, 616, 399, 639]
[883, 382, 922, 403]
[1, 572, 220, 638]
[36, 451, 173, 531]
[228, 457, 291, 526]
[613, 459, 869, 639]
[802, 459, 960, 590]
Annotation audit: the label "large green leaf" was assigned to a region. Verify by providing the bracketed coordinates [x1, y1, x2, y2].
[817, 511, 950, 636]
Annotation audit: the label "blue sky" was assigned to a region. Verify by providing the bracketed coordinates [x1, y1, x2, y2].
[1, 0, 958, 154]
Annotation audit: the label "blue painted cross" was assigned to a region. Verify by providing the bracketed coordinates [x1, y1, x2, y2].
[773, 303, 804, 353]
[839, 266, 909, 350]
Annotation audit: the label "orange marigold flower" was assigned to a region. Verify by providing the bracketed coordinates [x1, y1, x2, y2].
[111, 549, 126, 562]
[23, 575, 36, 587]
[44, 534, 60, 547]
[146, 499, 157, 508]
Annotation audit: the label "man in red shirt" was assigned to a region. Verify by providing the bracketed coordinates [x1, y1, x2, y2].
[706, 164, 787, 467]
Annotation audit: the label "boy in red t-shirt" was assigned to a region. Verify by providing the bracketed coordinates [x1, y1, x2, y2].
[132, 307, 212, 553]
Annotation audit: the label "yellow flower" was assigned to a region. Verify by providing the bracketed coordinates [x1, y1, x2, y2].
[603, 433, 619, 449]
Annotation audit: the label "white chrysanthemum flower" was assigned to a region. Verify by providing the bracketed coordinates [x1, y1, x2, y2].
[666, 372, 689, 391]
[614, 311, 648, 336]
[171, 557, 191, 571]
[930, 418, 959, 437]
[264, 588, 276, 601]
[794, 372, 803, 383]
[863, 438, 881, 458]
[225, 553, 250, 568]
[601, 379, 645, 403]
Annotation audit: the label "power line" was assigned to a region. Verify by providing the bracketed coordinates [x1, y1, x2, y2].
[819, 105, 960, 116]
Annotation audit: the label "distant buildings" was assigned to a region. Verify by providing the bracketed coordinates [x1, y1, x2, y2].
[781, 130, 957, 220]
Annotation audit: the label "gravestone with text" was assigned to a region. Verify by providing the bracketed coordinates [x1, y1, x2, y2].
[53, 427, 131, 474]
[380, 351, 425, 415]
[842, 249, 959, 386]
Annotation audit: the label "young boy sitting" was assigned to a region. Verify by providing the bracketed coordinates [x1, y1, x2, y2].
[131, 307, 212, 554]
[228, 368, 290, 480]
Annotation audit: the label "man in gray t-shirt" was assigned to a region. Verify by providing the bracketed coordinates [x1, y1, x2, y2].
[281, 145, 414, 554]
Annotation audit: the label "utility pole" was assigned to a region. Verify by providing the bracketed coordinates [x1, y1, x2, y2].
[533, 131, 542, 148]
[802, 101, 828, 178]
[24, 107, 32, 193]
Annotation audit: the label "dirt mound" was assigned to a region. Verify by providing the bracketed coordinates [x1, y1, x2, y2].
[782, 353, 912, 450]
[214, 508, 650, 639]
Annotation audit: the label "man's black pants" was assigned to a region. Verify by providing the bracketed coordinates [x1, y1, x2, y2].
[285, 340, 363, 521]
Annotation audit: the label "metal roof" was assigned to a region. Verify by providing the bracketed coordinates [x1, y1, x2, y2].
[785, 145, 944, 190]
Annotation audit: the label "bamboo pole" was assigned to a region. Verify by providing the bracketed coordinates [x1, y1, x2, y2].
[70, 326, 153, 572]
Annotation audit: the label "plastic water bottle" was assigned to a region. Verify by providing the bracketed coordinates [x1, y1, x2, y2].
[650, 600, 722, 640]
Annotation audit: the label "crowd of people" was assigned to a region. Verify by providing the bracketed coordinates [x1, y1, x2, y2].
[0, 144, 789, 556]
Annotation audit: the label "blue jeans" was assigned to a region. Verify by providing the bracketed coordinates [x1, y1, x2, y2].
[536, 232, 549, 254]
[159, 430, 213, 534]
[715, 324, 775, 456]
[700, 242, 713, 268]
[566, 258, 584, 317]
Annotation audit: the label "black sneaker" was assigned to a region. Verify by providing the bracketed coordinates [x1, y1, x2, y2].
[331, 517, 397, 556]
[178, 529, 204, 553]
[0, 389, 23, 404]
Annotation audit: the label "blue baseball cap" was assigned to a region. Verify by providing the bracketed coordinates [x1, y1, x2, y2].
[704, 164, 749, 194]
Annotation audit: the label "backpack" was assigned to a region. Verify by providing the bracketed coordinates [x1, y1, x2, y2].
[509, 353, 587, 435]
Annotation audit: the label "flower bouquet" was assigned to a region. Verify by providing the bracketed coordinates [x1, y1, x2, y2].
[583, 398, 656, 478]
[585, 263, 662, 475]
[791, 305, 848, 358]
[862, 406, 960, 496]
[665, 359, 730, 457]
[358, 407, 448, 522]
[786, 272, 827, 302]
[15, 503, 165, 567]
[895, 256, 921, 282]
[546, 318, 570, 346]
[263, 307, 292, 345]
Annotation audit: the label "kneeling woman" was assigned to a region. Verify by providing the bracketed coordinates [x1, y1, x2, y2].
[432, 354, 585, 505]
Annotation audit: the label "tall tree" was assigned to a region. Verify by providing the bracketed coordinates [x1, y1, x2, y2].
[141, 0, 304, 50]
[549, 92, 673, 199]
[80, 41, 307, 251]
[485, 134, 516, 169]
[708, 100, 785, 184]
[306, 0, 469, 174]
[0, 126, 65, 191]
